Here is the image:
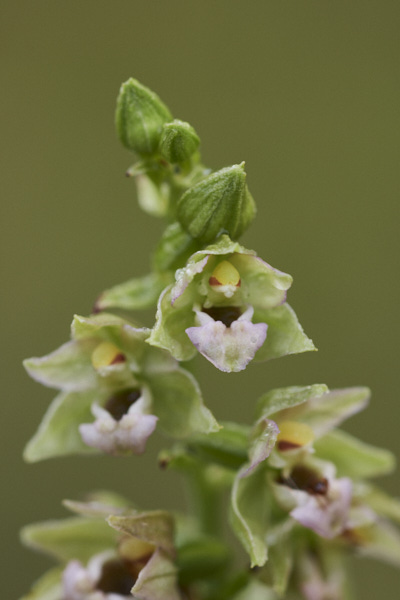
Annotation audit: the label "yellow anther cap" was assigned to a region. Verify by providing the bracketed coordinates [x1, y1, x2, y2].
[119, 537, 155, 561]
[91, 341, 125, 369]
[209, 260, 240, 287]
[276, 420, 314, 451]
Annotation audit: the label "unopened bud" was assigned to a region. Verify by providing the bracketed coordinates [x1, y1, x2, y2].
[159, 119, 200, 164]
[116, 78, 172, 155]
[177, 163, 256, 244]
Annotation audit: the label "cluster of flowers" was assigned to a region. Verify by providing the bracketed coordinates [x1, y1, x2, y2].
[21, 79, 400, 600]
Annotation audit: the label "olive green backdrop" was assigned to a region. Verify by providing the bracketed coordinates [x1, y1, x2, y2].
[2, 1, 399, 598]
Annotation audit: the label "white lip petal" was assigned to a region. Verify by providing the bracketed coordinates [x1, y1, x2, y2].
[80, 397, 158, 455]
[186, 312, 267, 372]
[289, 477, 353, 539]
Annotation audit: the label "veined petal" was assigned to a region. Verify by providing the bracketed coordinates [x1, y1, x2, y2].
[186, 307, 267, 372]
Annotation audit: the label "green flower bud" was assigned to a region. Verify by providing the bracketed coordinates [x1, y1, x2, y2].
[159, 119, 200, 164]
[177, 162, 256, 244]
[116, 78, 172, 155]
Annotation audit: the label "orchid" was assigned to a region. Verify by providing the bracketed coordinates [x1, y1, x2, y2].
[21, 78, 400, 600]
[149, 235, 315, 371]
[23, 312, 218, 460]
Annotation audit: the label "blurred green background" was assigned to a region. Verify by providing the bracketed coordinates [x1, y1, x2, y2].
[2, 1, 399, 598]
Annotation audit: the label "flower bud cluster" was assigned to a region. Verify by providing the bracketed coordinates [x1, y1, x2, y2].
[21, 78, 399, 600]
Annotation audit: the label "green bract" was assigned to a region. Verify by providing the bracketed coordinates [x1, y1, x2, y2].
[23, 313, 218, 460]
[148, 235, 314, 372]
[177, 163, 256, 244]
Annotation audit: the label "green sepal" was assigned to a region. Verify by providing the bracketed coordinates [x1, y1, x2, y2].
[20, 567, 63, 600]
[230, 465, 269, 567]
[177, 537, 231, 585]
[314, 429, 396, 479]
[357, 520, 400, 568]
[108, 511, 175, 556]
[116, 78, 172, 155]
[63, 491, 134, 517]
[159, 119, 200, 164]
[256, 384, 328, 420]
[95, 271, 173, 312]
[20, 516, 116, 563]
[23, 339, 98, 392]
[177, 163, 256, 244]
[364, 486, 400, 524]
[147, 286, 196, 361]
[292, 387, 370, 438]
[253, 304, 316, 362]
[153, 222, 200, 272]
[145, 368, 220, 437]
[23, 390, 99, 462]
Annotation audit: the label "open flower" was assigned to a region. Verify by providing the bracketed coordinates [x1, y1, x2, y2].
[148, 235, 315, 372]
[23, 313, 218, 461]
[273, 460, 353, 539]
[21, 495, 181, 600]
[79, 388, 158, 455]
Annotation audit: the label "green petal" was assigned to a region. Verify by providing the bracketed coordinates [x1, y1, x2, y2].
[256, 384, 328, 420]
[20, 567, 63, 600]
[230, 253, 292, 309]
[314, 429, 395, 479]
[108, 511, 175, 555]
[23, 339, 98, 392]
[146, 368, 220, 437]
[24, 390, 99, 462]
[358, 520, 400, 568]
[21, 516, 116, 563]
[71, 313, 150, 368]
[131, 548, 181, 600]
[230, 466, 269, 567]
[147, 287, 196, 361]
[95, 271, 173, 312]
[284, 387, 370, 438]
[364, 486, 400, 524]
[253, 304, 316, 362]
